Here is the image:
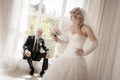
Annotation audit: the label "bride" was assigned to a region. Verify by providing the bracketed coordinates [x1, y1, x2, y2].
[43, 7, 98, 80]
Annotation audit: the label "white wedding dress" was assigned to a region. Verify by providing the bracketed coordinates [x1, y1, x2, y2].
[43, 32, 88, 80]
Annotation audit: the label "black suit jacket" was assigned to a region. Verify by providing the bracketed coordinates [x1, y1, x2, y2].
[23, 35, 49, 61]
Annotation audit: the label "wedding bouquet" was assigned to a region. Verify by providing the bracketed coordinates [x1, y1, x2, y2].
[50, 27, 61, 37]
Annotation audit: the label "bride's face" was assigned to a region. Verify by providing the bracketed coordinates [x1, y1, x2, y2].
[70, 14, 77, 24]
[70, 14, 81, 28]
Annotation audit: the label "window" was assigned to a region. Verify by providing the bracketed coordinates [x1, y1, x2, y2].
[26, 0, 84, 58]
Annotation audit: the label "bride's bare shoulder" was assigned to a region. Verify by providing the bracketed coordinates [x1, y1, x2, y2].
[69, 25, 74, 31]
[82, 24, 91, 31]
[69, 25, 73, 28]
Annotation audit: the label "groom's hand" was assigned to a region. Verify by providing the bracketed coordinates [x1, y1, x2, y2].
[46, 53, 50, 59]
[75, 49, 84, 56]
[25, 50, 31, 57]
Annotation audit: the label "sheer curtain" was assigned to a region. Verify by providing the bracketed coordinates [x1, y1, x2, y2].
[0, 0, 120, 80]
[83, 0, 120, 80]
[0, 0, 3, 68]
[0, 0, 30, 70]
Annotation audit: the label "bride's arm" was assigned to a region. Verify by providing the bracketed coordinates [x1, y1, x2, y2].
[83, 26, 98, 56]
[57, 38, 69, 45]
[54, 36, 69, 45]
[83, 40, 98, 56]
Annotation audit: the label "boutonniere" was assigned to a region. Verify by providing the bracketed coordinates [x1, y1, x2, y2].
[38, 38, 42, 46]
[39, 42, 42, 46]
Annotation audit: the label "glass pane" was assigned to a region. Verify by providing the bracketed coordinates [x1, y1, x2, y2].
[43, 0, 63, 16]
[65, 0, 84, 17]
[30, 0, 41, 13]
[26, 16, 37, 35]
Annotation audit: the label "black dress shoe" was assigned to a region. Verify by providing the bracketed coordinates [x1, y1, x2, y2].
[40, 70, 44, 77]
[40, 73, 43, 77]
[29, 68, 34, 75]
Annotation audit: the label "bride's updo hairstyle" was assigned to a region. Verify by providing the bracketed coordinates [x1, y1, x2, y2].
[70, 7, 84, 25]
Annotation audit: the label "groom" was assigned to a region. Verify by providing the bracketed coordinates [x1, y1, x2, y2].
[23, 28, 50, 77]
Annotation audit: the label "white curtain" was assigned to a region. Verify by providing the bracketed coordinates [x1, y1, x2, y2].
[0, 0, 30, 70]
[0, 0, 120, 80]
[83, 0, 120, 80]
[0, 0, 3, 68]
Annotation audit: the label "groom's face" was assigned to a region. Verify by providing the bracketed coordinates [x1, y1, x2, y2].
[36, 29, 43, 37]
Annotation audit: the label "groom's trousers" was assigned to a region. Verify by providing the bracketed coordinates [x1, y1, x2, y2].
[25, 52, 48, 72]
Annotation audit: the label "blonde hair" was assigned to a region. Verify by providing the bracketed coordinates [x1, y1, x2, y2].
[70, 7, 85, 35]
[70, 7, 84, 25]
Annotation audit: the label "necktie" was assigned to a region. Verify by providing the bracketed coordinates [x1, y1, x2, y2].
[33, 38, 38, 52]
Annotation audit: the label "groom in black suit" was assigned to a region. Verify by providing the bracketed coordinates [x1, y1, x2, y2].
[23, 28, 50, 77]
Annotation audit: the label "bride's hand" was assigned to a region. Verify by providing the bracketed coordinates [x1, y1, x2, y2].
[54, 36, 59, 42]
[75, 49, 84, 56]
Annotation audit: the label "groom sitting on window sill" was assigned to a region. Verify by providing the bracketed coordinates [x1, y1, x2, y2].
[23, 28, 50, 77]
